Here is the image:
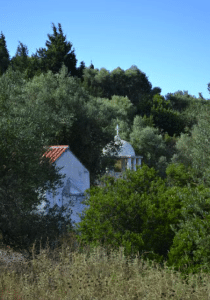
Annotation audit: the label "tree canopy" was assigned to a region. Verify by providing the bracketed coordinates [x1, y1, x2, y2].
[0, 32, 10, 76]
[0, 66, 75, 257]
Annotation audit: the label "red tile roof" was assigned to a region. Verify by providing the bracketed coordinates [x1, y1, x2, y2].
[2, 146, 70, 171]
[42, 145, 69, 163]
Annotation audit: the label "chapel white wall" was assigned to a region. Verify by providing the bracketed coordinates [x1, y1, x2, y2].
[34, 149, 90, 227]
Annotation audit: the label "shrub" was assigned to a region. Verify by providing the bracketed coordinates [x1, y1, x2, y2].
[166, 184, 210, 281]
[72, 163, 186, 268]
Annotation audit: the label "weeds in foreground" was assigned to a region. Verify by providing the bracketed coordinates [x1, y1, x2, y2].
[0, 230, 210, 299]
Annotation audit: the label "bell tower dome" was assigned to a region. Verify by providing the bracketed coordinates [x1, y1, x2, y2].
[102, 124, 143, 180]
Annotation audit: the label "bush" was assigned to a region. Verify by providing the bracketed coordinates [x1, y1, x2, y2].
[70, 162, 210, 283]
[166, 184, 210, 281]
[72, 163, 186, 268]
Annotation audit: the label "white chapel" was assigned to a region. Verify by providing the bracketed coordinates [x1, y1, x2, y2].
[31, 145, 90, 228]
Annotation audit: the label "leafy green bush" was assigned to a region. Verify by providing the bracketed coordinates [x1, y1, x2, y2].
[166, 184, 210, 281]
[72, 163, 186, 268]
[71, 162, 210, 284]
[165, 162, 202, 189]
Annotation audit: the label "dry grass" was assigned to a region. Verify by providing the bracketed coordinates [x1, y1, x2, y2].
[0, 230, 210, 299]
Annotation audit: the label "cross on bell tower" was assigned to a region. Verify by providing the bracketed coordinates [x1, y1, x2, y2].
[116, 124, 119, 136]
[114, 124, 121, 143]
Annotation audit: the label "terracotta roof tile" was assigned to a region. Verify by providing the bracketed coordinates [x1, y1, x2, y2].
[3, 146, 70, 169]
[42, 145, 69, 163]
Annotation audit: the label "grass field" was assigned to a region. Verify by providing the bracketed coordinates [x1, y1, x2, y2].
[0, 230, 210, 299]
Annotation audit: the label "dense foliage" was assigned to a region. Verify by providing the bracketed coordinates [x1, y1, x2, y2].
[73, 164, 183, 264]
[0, 67, 75, 257]
[73, 163, 210, 281]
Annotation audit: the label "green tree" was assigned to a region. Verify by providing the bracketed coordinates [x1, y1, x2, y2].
[165, 162, 201, 189]
[89, 60, 94, 69]
[20, 64, 123, 187]
[151, 94, 186, 137]
[0, 32, 10, 76]
[22, 54, 46, 80]
[109, 67, 128, 97]
[0, 67, 75, 257]
[29, 47, 49, 76]
[76, 60, 86, 81]
[94, 67, 112, 99]
[170, 105, 210, 188]
[183, 97, 210, 136]
[162, 132, 178, 162]
[150, 86, 162, 97]
[124, 66, 152, 107]
[166, 184, 210, 281]
[81, 67, 104, 98]
[35, 22, 78, 77]
[135, 86, 162, 118]
[72, 164, 187, 268]
[164, 90, 193, 112]
[81, 65, 156, 110]
[135, 93, 154, 118]
[9, 41, 30, 75]
[102, 95, 137, 125]
[165, 90, 210, 136]
[130, 115, 170, 179]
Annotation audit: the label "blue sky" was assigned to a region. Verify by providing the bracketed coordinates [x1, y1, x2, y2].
[1, 0, 210, 100]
